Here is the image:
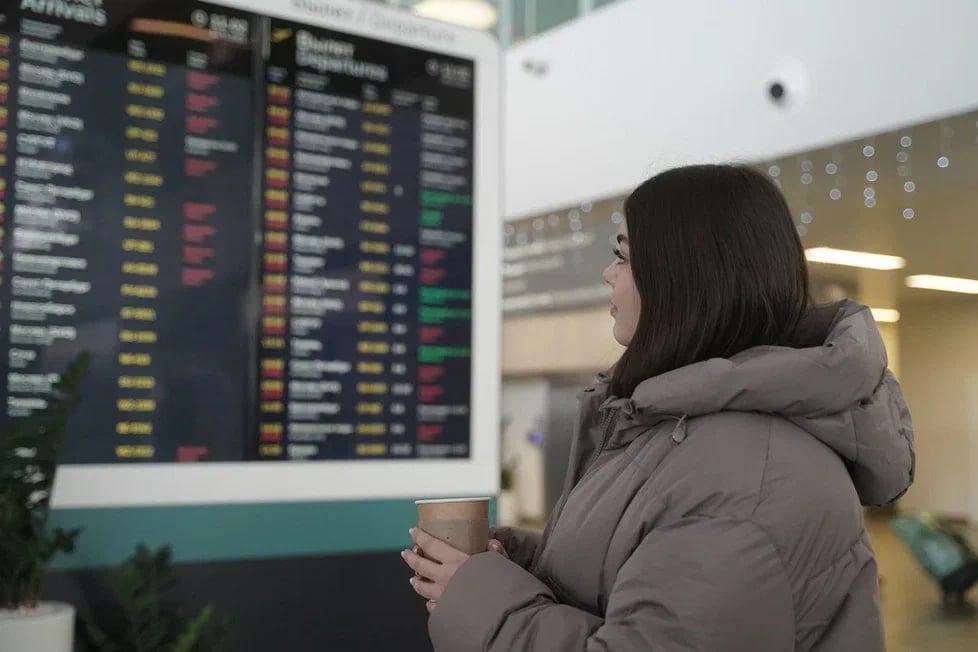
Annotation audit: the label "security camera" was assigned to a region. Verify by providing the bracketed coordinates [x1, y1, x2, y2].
[522, 59, 549, 76]
[764, 59, 810, 112]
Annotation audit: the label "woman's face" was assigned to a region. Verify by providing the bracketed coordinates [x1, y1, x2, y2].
[603, 221, 641, 346]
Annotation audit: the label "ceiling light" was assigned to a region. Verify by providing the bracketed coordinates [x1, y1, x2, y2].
[805, 247, 906, 270]
[870, 308, 900, 323]
[412, 0, 499, 30]
[905, 274, 978, 294]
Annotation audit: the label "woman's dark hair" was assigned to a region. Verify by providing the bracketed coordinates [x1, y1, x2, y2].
[609, 164, 810, 398]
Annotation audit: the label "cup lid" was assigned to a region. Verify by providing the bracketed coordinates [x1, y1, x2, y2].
[415, 496, 493, 504]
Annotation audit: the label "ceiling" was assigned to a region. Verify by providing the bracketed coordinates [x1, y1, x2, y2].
[767, 106, 978, 310]
[502, 105, 978, 317]
[382, 0, 617, 44]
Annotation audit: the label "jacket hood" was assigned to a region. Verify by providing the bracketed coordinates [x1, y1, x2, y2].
[591, 300, 915, 506]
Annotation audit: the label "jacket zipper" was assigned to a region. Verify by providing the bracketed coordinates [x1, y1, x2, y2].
[577, 408, 620, 486]
[531, 407, 620, 572]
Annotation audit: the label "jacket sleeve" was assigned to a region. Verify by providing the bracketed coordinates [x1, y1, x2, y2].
[429, 516, 796, 651]
[488, 526, 542, 570]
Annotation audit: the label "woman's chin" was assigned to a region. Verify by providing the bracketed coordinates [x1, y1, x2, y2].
[612, 326, 631, 347]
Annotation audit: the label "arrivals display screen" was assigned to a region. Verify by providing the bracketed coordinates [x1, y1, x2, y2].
[0, 1, 257, 465]
[0, 0, 481, 470]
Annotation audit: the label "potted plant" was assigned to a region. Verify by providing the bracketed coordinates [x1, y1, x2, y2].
[83, 544, 232, 652]
[0, 352, 89, 651]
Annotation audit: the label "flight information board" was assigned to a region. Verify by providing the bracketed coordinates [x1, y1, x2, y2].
[256, 20, 474, 461]
[0, 0, 477, 465]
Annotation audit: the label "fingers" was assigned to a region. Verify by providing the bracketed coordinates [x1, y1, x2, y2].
[410, 528, 467, 563]
[488, 539, 508, 557]
[409, 576, 442, 601]
[411, 545, 425, 579]
[401, 548, 442, 581]
[426, 600, 437, 614]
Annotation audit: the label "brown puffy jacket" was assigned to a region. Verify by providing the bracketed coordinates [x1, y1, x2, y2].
[429, 301, 914, 651]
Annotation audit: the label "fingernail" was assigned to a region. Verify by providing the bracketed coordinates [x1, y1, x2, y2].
[409, 528, 416, 536]
[409, 577, 415, 586]
[400, 550, 408, 559]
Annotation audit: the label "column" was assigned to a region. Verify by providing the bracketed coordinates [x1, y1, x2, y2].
[354, 96, 396, 458]
[5, 35, 93, 422]
[415, 107, 475, 458]
[0, 32, 8, 299]
[115, 57, 166, 461]
[258, 80, 291, 459]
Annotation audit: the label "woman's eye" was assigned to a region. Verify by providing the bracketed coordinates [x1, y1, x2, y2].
[613, 247, 627, 263]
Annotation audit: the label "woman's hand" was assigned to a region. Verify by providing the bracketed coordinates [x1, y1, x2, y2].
[402, 529, 507, 614]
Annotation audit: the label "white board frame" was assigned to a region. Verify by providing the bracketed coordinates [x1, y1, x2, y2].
[50, 0, 502, 507]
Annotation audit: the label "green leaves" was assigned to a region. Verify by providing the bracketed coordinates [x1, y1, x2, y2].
[0, 352, 90, 609]
[85, 621, 121, 652]
[82, 545, 232, 652]
[171, 606, 214, 652]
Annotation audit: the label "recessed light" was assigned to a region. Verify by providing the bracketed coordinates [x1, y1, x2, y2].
[905, 274, 978, 294]
[871, 308, 900, 323]
[412, 0, 499, 29]
[805, 247, 906, 270]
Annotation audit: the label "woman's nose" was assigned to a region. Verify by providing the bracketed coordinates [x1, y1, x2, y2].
[602, 263, 615, 286]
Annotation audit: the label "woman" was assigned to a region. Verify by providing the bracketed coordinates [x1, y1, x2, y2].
[402, 164, 914, 651]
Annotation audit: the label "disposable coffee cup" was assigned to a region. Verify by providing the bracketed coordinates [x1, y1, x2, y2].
[415, 497, 491, 555]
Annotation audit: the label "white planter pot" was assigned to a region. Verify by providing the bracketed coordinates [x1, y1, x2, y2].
[497, 490, 519, 527]
[0, 602, 75, 652]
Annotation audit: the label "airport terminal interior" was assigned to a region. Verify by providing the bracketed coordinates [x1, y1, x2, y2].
[0, 0, 976, 650]
[500, 107, 978, 651]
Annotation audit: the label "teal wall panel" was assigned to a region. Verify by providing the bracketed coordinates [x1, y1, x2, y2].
[49, 497, 497, 570]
